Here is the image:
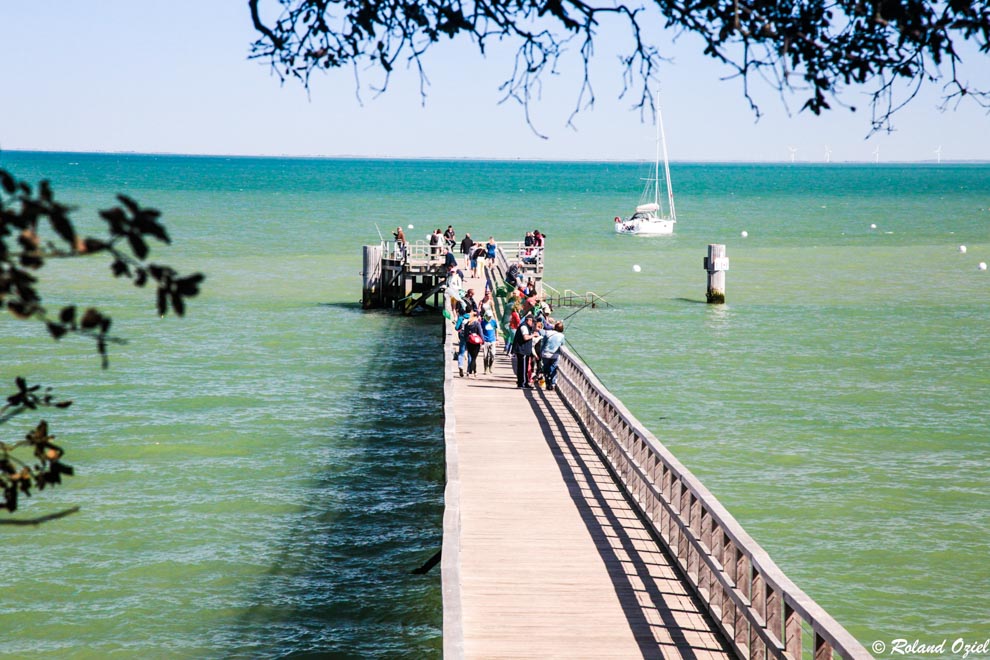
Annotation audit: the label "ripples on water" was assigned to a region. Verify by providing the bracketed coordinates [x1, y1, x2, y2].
[2, 153, 988, 655]
[2, 276, 444, 656]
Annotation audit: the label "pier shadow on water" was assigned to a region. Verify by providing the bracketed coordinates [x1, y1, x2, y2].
[226, 313, 445, 659]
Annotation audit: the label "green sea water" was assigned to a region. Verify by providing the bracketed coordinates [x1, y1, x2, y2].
[1, 152, 988, 657]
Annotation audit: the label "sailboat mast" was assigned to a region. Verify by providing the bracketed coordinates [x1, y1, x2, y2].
[654, 101, 661, 213]
[657, 97, 676, 222]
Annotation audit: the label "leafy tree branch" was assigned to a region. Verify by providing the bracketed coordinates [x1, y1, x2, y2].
[248, 0, 990, 134]
[1, 167, 205, 517]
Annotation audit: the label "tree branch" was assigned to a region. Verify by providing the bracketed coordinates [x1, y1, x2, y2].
[0, 506, 80, 526]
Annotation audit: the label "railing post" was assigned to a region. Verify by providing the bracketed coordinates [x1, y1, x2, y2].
[687, 494, 699, 580]
[815, 632, 834, 660]
[767, 586, 782, 652]
[735, 553, 751, 650]
[785, 602, 803, 659]
[751, 572, 767, 659]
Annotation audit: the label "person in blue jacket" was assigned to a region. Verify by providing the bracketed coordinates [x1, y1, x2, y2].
[481, 310, 499, 374]
[540, 321, 566, 391]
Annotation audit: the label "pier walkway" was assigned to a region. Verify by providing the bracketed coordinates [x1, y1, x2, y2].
[360, 241, 870, 659]
[445, 272, 732, 658]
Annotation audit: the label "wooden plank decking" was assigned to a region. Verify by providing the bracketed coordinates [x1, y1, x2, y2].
[445, 276, 733, 659]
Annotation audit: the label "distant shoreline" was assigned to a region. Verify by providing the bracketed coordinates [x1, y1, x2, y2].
[1, 148, 987, 166]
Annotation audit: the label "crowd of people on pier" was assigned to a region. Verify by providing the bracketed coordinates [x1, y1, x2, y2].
[436, 224, 564, 392]
[391, 224, 543, 270]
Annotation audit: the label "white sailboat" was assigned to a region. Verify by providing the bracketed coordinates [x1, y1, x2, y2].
[614, 96, 677, 236]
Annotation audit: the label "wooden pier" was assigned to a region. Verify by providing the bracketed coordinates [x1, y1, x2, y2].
[361, 239, 543, 312]
[364, 243, 870, 659]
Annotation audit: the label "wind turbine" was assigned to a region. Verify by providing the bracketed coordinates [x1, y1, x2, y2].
[872, 145, 880, 164]
[824, 145, 832, 163]
[788, 146, 798, 163]
[934, 145, 943, 164]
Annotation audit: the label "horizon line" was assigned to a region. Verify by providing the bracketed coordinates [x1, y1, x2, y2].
[2, 147, 987, 166]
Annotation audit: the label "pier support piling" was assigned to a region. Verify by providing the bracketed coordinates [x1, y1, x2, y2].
[362, 244, 383, 308]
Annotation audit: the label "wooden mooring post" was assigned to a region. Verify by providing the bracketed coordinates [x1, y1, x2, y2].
[703, 244, 729, 304]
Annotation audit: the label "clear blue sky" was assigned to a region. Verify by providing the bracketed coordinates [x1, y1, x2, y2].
[2, 1, 987, 162]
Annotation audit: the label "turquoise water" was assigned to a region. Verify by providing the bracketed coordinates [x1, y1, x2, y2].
[1, 152, 988, 657]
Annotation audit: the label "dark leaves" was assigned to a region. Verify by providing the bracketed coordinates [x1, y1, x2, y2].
[103, 196, 169, 253]
[47, 321, 67, 340]
[127, 233, 149, 260]
[149, 266, 205, 318]
[0, 418, 76, 513]
[111, 258, 131, 277]
[2, 167, 203, 365]
[7, 376, 40, 409]
[1, 165, 200, 517]
[0, 170, 16, 195]
[4, 378, 72, 411]
[59, 305, 76, 324]
[176, 273, 205, 297]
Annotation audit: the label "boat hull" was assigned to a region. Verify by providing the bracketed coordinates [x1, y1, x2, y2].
[614, 217, 675, 236]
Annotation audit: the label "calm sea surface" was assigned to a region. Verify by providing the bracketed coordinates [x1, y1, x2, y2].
[1, 152, 988, 658]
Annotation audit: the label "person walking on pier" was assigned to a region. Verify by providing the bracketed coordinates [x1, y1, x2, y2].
[460, 233, 474, 268]
[430, 229, 443, 260]
[540, 320, 565, 391]
[454, 308, 471, 377]
[481, 310, 499, 374]
[470, 244, 486, 277]
[463, 311, 484, 378]
[485, 236, 497, 268]
[511, 315, 535, 388]
[462, 288, 478, 315]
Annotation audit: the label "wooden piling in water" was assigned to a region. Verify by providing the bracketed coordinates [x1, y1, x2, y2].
[704, 244, 729, 304]
[362, 244, 383, 308]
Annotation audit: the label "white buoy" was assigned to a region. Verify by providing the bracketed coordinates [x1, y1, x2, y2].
[979, 262, 988, 271]
[633, 264, 642, 273]
[740, 230, 748, 238]
[408, 224, 414, 229]
[870, 223, 877, 230]
[959, 245, 967, 254]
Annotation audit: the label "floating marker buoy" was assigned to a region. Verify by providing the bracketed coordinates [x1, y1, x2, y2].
[959, 245, 967, 254]
[408, 224, 414, 229]
[979, 262, 988, 271]
[633, 264, 641, 273]
[740, 230, 748, 238]
[870, 223, 877, 229]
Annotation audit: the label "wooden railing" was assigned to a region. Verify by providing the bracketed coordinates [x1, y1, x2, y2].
[382, 238, 544, 269]
[494, 240, 543, 286]
[452, 246, 868, 658]
[552, 349, 872, 660]
[381, 239, 444, 262]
